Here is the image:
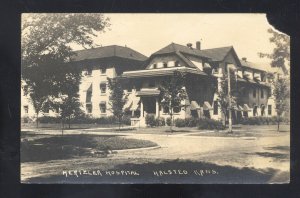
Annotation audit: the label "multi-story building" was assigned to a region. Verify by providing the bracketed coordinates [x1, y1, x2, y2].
[21, 45, 148, 120]
[121, 42, 281, 126]
[21, 42, 285, 126]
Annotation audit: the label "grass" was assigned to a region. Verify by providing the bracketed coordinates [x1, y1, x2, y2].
[21, 134, 158, 162]
[188, 124, 290, 138]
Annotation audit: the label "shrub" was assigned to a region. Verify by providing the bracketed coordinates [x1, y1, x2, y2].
[145, 114, 156, 127]
[184, 117, 198, 127]
[198, 118, 225, 130]
[239, 116, 291, 125]
[155, 117, 165, 126]
[175, 118, 186, 127]
[166, 117, 172, 126]
[122, 115, 131, 125]
[38, 116, 60, 124]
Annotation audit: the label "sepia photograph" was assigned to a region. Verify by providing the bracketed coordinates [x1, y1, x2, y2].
[21, 13, 290, 184]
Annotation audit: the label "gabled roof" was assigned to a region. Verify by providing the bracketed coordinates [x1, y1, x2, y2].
[72, 45, 148, 62]
[200, 46, 233, 62]
[152, 43, 210, 59]
[240, 59, 275, 73]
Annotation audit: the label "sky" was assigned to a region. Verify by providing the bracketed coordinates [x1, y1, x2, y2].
[72, 13, 286, 64]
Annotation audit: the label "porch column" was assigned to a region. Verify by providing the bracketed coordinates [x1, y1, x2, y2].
[155, 98, 159, 118]
[140, 98, 144, 117]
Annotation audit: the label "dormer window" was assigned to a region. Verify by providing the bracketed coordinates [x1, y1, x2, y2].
[175, 61, 180, 67]
[100, 67, 106, 74]
[163, 62, 168, 68]
[153, 64, 157, 69]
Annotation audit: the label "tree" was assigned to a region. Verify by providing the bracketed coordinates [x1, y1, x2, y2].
[21, 13, 110, 127]
[159, 71, 187, 132]
[216, 71, 237, 128]
[258, 28, 290, 75]
[272, 77, 290, 131]
[107, 77, 127, 130]
[52, 67, 84, 129]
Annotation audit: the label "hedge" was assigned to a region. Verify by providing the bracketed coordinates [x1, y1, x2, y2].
[240, 116, 290, 125]
[174, 117, 225, 130]
[38, 115, 131, 125]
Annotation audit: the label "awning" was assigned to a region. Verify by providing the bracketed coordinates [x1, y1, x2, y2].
[203, 101, 213, 110]
[243, 104, 251, 111]
[130, 98, 140, 111]
[99, 101, 106, 105]
[190, 101, 200, 110]
[136, 89, 160, 96]
[238, 105, 244, 111]
[203, 62, 211, 69]
[100, 81, 106, 85]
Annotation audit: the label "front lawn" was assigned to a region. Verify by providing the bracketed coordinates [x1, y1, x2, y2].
[21, 134, 158, 162]
[188, 124, 290, 138]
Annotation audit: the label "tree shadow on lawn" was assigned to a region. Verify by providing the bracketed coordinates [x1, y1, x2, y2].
[24, 159, 289, 184]
[21, 134, 157, 163]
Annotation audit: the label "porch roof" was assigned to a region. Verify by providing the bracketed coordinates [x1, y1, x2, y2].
[122, 67, 208, 79]
[203, 101, 213, 110]
[136, 89, 160, 96]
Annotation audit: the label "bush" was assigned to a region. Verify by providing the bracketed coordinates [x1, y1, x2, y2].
[155, 117, 165, 126]
[122, 115, 131, 125]
[198, 118, 225, 130]
[38, 116, 61, 124]
[184, 117, 198, 127]
[145, 114, 156, 127]
[239, 116, 290, 125]
[166, 117, 172, 126]
[175, 118, 186, 127]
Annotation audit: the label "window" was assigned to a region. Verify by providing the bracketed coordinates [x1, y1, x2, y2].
[153, 64, 157, 69]
[261, 89, 264, 98]
[173, 106, 180, 113]
[213, 101, 218, 115]
[163, 106, 169, 114]
[100, 67, 106, 74]
[100, 83, 106, 94]
[261, 105, 265, 116]
[253, 105, 257, 116]
[85, 68, 92, 76]
[268, 105, 272, 115]
[100, 102, 106, 113]
[86, 91, 92, 102]
[86, 104, 92, 113]
[163, 62, 168, 68]
[253, 89, 256, 98]
[175, 61, 180, 67]
[24, 105, 28, 114]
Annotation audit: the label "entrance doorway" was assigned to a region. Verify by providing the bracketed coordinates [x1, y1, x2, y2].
[143, 97, 156, 114]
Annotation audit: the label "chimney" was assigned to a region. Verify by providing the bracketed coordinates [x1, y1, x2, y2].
[196, 41, 201, 50]
[242, 57, 247, 61]
[186, 43, 193, 49]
